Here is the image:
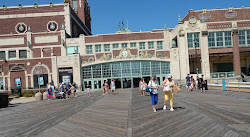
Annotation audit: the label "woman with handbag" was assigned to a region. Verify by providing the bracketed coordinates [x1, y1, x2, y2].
[162, 74, 175, 111]
[148, 75, 159, 112]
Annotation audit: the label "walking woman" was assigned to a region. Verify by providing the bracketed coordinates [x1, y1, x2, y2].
[110, 79, 116, 94]
[139, 78, 147, 96]
[200, 75, 206, 93]
[191, 76, 195, 91]
[104, 81, 109, 94]
[162, 74, 175, 111]
[148, 75, 159, 112]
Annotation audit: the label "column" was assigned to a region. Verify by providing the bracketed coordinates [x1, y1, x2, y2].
[200, 31, 210, 79]
[177, 30, 190, 80]
[232, 29, 241, 76]
[170, 48, 181, 79]
[72, 54, 82, 90]
[51, 56, 59, 87]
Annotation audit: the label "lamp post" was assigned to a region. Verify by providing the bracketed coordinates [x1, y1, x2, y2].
[194, 38, 198, 75]
[38, 67, 43, 93]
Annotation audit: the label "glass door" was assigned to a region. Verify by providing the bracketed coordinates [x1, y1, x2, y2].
[0, 77, 3, 91]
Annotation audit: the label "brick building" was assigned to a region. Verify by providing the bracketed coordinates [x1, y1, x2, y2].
[0, 2, 249, 91]
[0, 0, 91, 91]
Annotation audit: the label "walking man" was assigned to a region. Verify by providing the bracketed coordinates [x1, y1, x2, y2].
[186, 74, 191, 92]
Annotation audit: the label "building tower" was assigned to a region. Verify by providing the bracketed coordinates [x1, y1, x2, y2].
[69, 0, 91, 32]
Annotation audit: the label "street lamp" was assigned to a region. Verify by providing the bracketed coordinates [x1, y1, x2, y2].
[194, 38, 198, 75]
[38, 67, 43, 93]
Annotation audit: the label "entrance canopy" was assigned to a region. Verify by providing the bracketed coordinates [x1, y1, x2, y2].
[82, 60, 170, 89]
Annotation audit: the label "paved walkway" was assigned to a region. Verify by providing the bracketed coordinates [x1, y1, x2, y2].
[0, 88, 249, 137]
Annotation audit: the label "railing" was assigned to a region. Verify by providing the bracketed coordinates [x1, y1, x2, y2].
[210, 72, 235, 79]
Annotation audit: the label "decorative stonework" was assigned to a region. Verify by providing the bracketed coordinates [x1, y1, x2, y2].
[187, 17, 200, 31]
[47, 21, 58, 32]
[116, 48, 136, 59]
[139, 51, 153, 58]
[98, 53, 112, 61]
[199, 9, 211, 21]
[156, 53, 169, 59]
[225, 7, 237, 18]
[15, 23, 27, 34]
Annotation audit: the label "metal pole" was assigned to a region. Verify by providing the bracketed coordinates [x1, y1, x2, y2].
[194, 38, 198, 76]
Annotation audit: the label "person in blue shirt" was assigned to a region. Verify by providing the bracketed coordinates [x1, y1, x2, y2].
[185, 74, 191, 92]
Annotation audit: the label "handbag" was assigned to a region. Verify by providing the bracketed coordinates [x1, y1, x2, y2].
[173, 85, 180, 93]
[163, 85, 171, 92]
[146, 80, 153, 92]
[163, 79, 171, 92]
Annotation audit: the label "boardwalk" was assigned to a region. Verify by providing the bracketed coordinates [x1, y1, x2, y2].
[0, 88, 249, 137]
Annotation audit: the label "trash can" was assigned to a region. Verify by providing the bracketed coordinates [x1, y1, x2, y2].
[222, 79, 226, 91]
[205, 80, 208, 90]
[11, 87, 22, 97]
[0, 93, 9, 108]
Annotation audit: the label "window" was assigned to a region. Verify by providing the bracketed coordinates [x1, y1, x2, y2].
[224, 31, 232, 46]
[157, 41, 163, 50]
[104, 44, 110, 52]
[72, 0, 78, 12]
[19, 50, 27, 58]
[113, 43, 119, 49]
[86, 45, 93, 54]
[0, 51, 5, 59]
[67, 46, 80, 56]
[208, 32, 215, 47]
[216, 32, 223, 47]
[208, 31, 232, 48]
[95, 45, 101, 52]
[239, 30, 250, 46]
[130, 43, 136, 48]
[121, 43, 128, 48]
[139, 42, 145, 49]
[187, 33, 200, 48]
[148, 42, 154, 49]
[9, 51, 16, 59]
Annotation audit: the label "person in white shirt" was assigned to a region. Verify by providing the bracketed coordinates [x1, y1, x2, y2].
[162, 74, 175, 111]
[148, 75, 159, 112]
[110, 79, 116, 94]
[139, 78, 147, 96]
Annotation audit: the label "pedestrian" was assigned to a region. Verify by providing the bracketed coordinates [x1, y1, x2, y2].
[86, 85, 91, 97]
[196, 76, 200, 89]
[148, 75, 159, 112]
[185, 74, 191, 92]
[162, 74, 175, 111]
[200, 75, 206, 93]
[102, 84, 106, 95]
[110, 79, 116, 94]
[191, 76, 195, 91]
[104, 81, 109, 94]
[66, 82, 71, 98]
[72, 82, 78, 97]
[139, 78, 147, 96]
[47, 83, 53, 100]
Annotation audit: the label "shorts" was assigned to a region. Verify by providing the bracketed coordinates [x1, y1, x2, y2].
[111, 87, 115, 91]
[187, 82, 191, 87]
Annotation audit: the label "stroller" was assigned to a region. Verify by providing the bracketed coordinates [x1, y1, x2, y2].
[56, 90, 66, 99]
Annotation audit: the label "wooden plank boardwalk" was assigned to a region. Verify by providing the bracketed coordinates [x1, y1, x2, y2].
[0, 88, 249, 137]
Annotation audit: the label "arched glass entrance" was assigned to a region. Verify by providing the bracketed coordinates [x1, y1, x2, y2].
[82, 61, 170, 90]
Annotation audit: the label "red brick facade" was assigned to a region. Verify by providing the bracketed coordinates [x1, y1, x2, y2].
[85, 32, 164, 43]
[182, 7, 250, 23]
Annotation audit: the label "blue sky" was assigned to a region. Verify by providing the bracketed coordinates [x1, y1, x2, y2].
[1, 0, 249, 35]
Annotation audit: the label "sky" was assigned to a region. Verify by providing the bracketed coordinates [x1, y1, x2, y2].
[0, 0, 249, 35]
